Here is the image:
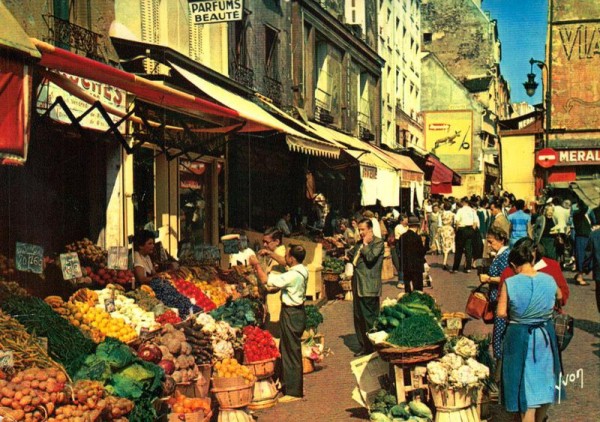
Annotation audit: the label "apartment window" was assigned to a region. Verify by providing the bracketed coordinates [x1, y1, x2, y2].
[234, 13, 249, 67]
[264, 25, 279, 79]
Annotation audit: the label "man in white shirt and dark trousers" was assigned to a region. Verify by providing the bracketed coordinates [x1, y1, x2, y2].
[250, 245, 308, 403]
[451, 197, 479, 274]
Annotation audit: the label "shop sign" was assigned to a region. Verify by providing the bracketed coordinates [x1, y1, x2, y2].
[37, 71, 127, 133]
[557, 149, 600, 166]
[107, 247, 129, 270]
[15, 242, 44, 274]
[189, 0, 243, 24]
[59, 252, 82, 280]
[362, 166, 377, 179]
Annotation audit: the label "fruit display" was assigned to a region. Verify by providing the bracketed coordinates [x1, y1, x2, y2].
[88, 267, 134, 287]
[0, 367, 68, 420]
[150, 324, 199, 384]
[155, 309, 181, 326]
[0, 255, 16, 280]
[180, 319, 214, 365]
[242, 326, 279, 363]
[65, 238, 106, 267]
[125, 289, 168, 315]
[323, 256, 345, 273]
[69, 300, 137, 343]
[193, 280, 228, 307]
[0, 280, 28, 301]
[69, 288, 99, 306]
[95, 288, 159, 335]
[45, 297, 105, 343]
[213, 358, 254, 384]
[167, 393, 211, 416]
[172, 278, 217, 312]
[149, 279, 201, 318]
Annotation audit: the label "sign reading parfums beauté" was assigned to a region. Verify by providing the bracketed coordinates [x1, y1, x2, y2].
[189, 0, 243, 24]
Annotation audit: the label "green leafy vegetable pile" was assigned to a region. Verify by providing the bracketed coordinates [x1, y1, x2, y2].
[398, 292, 441, 320]
[369, 390, 433, 421]
[210, 298, 259, 327]
[386, 314, 445, 347]
[305, 305, 324, 331]
[0, 295, 96, 376]
[74, 337, 164, 422]
[323, 257, 345, 273]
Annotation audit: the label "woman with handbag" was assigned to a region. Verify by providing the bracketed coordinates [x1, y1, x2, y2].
[497, 239, 563, 422]
[478, 226, 511, 364]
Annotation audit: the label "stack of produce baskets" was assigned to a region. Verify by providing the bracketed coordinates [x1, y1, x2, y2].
[211, 376, 255, 409]
[373, 340, 446, 365]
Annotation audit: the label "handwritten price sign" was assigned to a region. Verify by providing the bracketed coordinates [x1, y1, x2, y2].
[15, 242, 44, 274]
[60, 252, 83, 280]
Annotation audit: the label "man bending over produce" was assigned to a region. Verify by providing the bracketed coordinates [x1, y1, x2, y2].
[250, 244, 308, 403]
[346, 218, 385, 357]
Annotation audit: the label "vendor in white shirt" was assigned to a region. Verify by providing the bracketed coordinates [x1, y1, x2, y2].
[133, 230, 158, 284]
[250, 245, 308, 402]
[227, 231, 256, 267]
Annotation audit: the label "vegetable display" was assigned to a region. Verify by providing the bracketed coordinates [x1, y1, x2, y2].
[369, 390, 433, 421]
[0, 295, 96, 377]
[398, 292, 442, 320]
[210, 298, 258, 327]
[151, 324, 199, 384]
[386, 314, 445, 348]
[305, 305, 324, 332]
[149, 278, 201, 318]
[181, 320, 214, 365]
[155, 310, 181, 326]
[323, 257, 345, 273]
[173, 278, 217, 312]
[95, 288, 160, 335]
[375, 292, 441, 333]
[242, 326, 279, 362]
[125, 289, 168, 316]
[213, 358, 254, 384]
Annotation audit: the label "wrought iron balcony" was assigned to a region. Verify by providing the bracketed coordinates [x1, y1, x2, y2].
[359, 125, 375, 141]
[262, 75, 282, 106]
[231, 62, 254, 88]
[43, 14, 104, 62]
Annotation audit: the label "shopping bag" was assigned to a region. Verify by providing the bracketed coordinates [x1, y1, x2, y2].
[465, 285, 490, 320]
[553, 311, 574, 351]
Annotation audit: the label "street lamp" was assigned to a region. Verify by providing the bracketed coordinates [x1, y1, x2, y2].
[523, 58, 550, 148]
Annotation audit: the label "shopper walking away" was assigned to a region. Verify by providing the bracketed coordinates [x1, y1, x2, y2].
[585, 228, 600, 312]
[250, 245, 308, 402]
[428, 204, 441, 254]
[532, 205, 558, 260]
[399, 216, 427, 293]
[498, 240, 563, 422]
[451, 197, 478, 274]
[393, 214, 409, 286]
[346, 219, 384, 356]
[507, 199, 532, 248]
[438, 203, 456, 271]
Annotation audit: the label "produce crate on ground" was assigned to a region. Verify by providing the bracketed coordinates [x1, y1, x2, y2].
[211, 383, 255, 409]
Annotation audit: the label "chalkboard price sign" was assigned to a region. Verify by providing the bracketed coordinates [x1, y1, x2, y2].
[60, 252, 83, 280]
[15, 242, 44, 274]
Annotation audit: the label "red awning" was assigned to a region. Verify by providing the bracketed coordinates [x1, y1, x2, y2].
[426, 155, 461, 194]
[32, 39, 246, 124]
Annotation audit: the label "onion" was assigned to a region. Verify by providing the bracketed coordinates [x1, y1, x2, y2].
[137, 343, 163, 363]
[157, 359, 176, 375]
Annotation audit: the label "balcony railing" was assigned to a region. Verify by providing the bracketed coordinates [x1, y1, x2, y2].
[43, 14, 104, 62]
[231, 62, 254, 88]
[359, 125, 375, 141]
[262, 75, 282, 106]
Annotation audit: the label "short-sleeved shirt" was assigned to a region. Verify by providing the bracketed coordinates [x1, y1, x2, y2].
[267, 264, 308, 306]
[508, 210, 531, 243]
[229, 248, 256, 267]
[134, 251, 154, 276]
[267, 245, 287, 274]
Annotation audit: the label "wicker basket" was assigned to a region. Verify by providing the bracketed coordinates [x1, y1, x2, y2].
[212, 376, 250, 389]
[302, 357, 315, 374]
[167, 409, 211, 422]
[322, 271, 342, 282]
[373, 340, 445, 365]
[430, 387, 476, 410]
[339, 279, 352, 291]
[211, 383, 255, 409]
[243, 358, 276, 380]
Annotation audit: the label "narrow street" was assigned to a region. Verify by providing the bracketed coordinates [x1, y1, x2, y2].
[256, 254, 600, 421]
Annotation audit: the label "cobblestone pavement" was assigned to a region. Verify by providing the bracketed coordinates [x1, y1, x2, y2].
[255, 253, 599, 421]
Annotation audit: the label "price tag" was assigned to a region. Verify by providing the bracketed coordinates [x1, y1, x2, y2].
[447, 318, 463, 330]
[15, 242, 44, 274]
[107, 246, 129, 270]
[0, 350, 14, 370]
[59, 252, 82, 280]
[104, 298, 116, 313]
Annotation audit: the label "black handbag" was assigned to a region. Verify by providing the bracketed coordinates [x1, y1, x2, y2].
[553, 309, 574, 351]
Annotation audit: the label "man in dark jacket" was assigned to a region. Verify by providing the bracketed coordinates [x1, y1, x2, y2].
[347, 218, 385, 356]
[585, 228, 600, 312]
[399, 216, 427, 293]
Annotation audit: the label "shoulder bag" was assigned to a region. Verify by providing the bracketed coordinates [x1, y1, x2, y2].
[553, 307, 574, 351]
[465, 284, 494, 322]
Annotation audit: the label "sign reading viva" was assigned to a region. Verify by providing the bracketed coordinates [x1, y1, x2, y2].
[189, 0, 243, 24]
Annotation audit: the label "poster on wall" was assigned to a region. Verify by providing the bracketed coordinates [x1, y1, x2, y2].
[424, 110, 473, 171]
[550, 1, 600, 131]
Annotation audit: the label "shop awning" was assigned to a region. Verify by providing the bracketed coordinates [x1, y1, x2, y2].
[170, 62, 341, 158]
[369, 144, 424, 183]
[426, 155, 462, 194]
[569, 180, 600, 209]
[32, 39, 243, 124]
[0, 4, 40, 58]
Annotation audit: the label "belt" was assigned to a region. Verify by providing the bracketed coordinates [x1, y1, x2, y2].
[282, 303, 304, 309]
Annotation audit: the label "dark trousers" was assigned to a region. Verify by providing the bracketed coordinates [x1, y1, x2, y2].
[403, 269, 424, 293]
[452, 226, 474, 271]
[391, 246, 402, 282]
[280, 305, 306, 397]
[472, 231, 484, 261]
[352, 293, 379, 354]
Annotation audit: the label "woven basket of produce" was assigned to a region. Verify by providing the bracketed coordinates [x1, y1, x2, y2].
[322, 271, 341, 282]
[212, 376, 250, 389]
[211, 383, 255, 409]
[373, 340, 445, 365]
[430, 387, 475, 410]
[243, 358, 276, 380]
[339, 279, 352, 291]
[302, 357, 315, 374]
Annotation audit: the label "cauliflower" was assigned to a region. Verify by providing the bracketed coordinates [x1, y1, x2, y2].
[441, 353, 464, 370]
[449, 365, 479, 387]
[453, 337, 478, 359]
[466, 358, 490, 380]
[426, 361, 448, 386]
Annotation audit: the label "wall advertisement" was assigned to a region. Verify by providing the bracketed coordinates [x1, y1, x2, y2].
[424, 110, 473, 171]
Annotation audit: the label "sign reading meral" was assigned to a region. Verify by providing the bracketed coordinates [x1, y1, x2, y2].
[189, 0, 243, 24]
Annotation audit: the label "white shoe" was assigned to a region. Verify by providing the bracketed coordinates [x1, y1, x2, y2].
[279, 395, 302, 403]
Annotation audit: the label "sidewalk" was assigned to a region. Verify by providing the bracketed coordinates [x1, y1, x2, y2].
[255, 253, 599, 421]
